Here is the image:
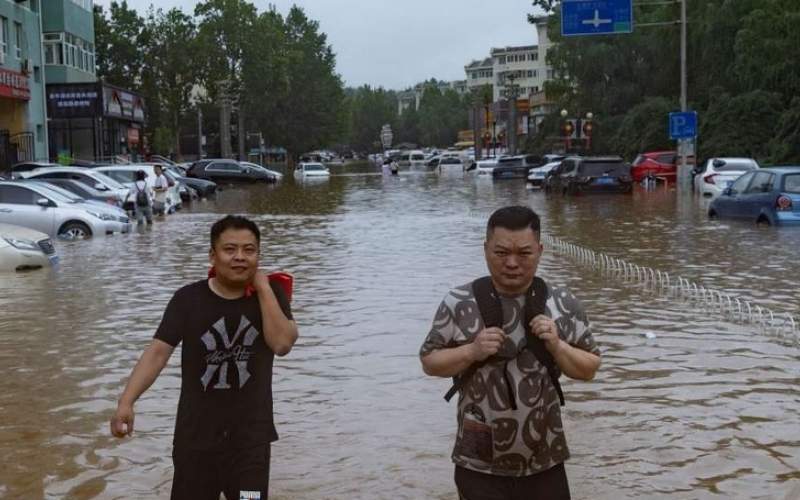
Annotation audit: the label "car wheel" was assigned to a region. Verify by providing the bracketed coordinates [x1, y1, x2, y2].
[756, 215, 771, 227]
[58, 221, 92, 240]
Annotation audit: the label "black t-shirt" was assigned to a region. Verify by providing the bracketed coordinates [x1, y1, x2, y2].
[155, 279, 293, 450]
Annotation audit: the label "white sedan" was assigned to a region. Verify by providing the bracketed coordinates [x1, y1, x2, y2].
[694, 157, 759, 197]
[527, 161, 561, 188]
[0, 223, 58, 272]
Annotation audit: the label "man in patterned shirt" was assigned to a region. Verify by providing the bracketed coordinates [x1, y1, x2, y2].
[420, 205, 601, 500]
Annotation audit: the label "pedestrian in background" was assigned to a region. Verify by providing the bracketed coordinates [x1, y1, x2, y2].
[153, 165, 170, 217]
[125, 170, 153, 226]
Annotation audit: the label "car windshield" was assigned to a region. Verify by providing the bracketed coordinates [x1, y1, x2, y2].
[91, 172, 125, 189]
[411, 154, 425, 160]
[28, 183, 81, 203]
[441, 158, 461, 165]
[579, 162, 628, 176]
[783, 174, 800, 193]
[498, 158, 523, 167]
[716, 160, 757, 172]
[305, 164, 325, 171]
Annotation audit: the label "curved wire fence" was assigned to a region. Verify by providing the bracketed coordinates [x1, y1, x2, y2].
[543, 234, 799, 347]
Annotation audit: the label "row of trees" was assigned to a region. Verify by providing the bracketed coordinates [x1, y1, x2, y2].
[94, 0, 345, 160]
[527, 0, 800, 163]
[95, 1, 471, 159]
[343, 81, 471, 152]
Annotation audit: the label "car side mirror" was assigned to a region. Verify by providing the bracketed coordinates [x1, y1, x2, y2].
[36, 198, 52, 207]
[722, 187, 733, 196]
[95, 183, 108, 191]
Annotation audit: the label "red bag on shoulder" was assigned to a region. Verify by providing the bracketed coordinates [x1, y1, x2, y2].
[208, 267, 293, 301]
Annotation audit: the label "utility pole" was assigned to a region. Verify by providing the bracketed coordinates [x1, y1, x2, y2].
[677, 0, 691, 189]
[218, 79, 232, 158]
[471, 89, 482, 161]
[237, 105, 246, 161]
[505, 73, 521, 156]
[197, 107, 203, 159]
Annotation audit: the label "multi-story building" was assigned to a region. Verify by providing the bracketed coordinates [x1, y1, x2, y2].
[0, 0, 48, 167]
[42, 0, 145, 162]
[397, 79, 468, 115]
[463, 18, 557, 144]
[464, 56, 493, 95]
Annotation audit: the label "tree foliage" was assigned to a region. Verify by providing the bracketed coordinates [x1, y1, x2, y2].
[528, 0, 800, 163]
[94, 2, 345, 159]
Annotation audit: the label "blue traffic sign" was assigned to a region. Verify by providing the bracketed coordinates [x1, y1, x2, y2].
[669, 111, 698, 140]
[561, 0, 633, 37]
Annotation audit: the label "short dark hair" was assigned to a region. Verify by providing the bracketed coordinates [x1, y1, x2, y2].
[210, 215, 261, 249]
[486, 206, 541, 240]
[135, 170, 146, 181]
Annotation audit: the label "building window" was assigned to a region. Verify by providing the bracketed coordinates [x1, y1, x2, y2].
[527, 70, 533, 78]
[44, 32, 94, 73]
[498, 55, 506, 64]
[14, 23, 22, 59]
[547, 69, 555, 79]
[0, 17, 8, 58]
[533, 70, 538, 78]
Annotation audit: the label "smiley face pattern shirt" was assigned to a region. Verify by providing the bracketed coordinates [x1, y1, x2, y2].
[420, 280, 600, 477]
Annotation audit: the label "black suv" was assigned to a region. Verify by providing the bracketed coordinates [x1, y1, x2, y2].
[491, 154, 541, 180]
[558, 156, 632, 195]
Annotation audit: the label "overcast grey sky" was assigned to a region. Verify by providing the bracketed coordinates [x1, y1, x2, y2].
[95, 0, 545, 90]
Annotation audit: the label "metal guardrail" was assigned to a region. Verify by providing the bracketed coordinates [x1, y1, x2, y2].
[543, 234, 799, 346]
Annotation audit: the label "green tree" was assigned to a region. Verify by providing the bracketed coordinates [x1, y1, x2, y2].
[141, 8, 198, 158]
[276, 6, 345, 159]
[93, 1, 147, 89]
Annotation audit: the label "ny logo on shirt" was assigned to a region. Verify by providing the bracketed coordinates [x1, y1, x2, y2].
[200, 315, 259, 390]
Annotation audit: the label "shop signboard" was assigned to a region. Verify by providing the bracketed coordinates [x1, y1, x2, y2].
[47, 83, 100, 118]
[0, 68, 30, 101]
[102, 84, 146, 123]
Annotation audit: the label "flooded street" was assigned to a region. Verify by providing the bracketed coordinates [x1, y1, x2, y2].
[1, 167, 798, 499]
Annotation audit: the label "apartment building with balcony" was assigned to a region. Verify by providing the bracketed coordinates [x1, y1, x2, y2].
[0, 0, 47, 168]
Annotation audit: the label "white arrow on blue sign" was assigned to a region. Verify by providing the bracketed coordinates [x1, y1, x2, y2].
[669, 111, 698, 140]
[561, 0, 633, 37]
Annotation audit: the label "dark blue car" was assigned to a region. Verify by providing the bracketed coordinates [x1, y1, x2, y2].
[709, 166, 800, 226]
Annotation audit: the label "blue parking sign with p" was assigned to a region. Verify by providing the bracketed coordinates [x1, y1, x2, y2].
[669, 111, 698, 140]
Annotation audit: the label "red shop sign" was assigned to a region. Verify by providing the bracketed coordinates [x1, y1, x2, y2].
[0, 68, 30, 101]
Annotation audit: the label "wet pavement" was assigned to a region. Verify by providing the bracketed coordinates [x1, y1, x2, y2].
[0, 165, 798, 499]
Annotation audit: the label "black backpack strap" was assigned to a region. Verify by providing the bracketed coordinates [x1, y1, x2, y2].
[444, 277, 498, 402]
[524, 278, 565, 406]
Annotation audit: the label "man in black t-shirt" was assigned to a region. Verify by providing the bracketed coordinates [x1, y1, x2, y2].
[110, 215, 298, 500]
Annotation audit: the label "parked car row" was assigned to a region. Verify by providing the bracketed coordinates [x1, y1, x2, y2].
[538, 156, 633, 195]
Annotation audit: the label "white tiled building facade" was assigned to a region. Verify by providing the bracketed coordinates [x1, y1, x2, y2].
[464, 19, 554, 102]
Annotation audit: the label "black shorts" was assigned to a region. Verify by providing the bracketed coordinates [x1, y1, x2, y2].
[171, 444, 271, 500]
[455, 463, 571, 500]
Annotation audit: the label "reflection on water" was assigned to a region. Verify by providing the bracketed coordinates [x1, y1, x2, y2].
[1, 169, 798, 499]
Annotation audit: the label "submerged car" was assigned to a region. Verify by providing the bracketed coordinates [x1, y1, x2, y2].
[491, 155, 541, 180]
[559, 156, 632, 195]
[0, 181, 129, 239]
[188, 159, 276, 184]
[708, 167, 800, 226]
[527, 161, 562, 188]
[0, 223, 58, 272]
[694, 157, 759, 198]
[294, 163, 330, 178]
